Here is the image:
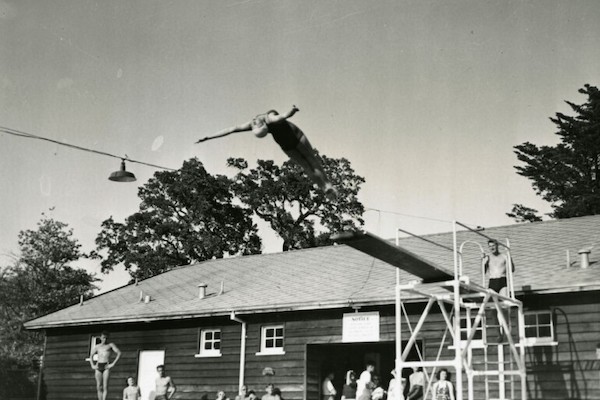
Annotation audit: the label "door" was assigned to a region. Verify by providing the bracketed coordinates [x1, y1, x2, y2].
[137, 350, 165, 400]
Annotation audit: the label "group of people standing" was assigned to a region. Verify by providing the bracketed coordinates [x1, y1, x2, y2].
[89, 331, 289, 400]
[89, 331, 175, 400]
[323, 363, 455, 400]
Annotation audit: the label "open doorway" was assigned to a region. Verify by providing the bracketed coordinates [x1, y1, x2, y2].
[306, 340, 423, 400]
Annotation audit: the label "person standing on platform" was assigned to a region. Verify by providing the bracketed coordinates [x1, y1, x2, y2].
[482, 239, 516, 340]
[482, 239, 515, 297]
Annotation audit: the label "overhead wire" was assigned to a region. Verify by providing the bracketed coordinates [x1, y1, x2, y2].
[366, 207, 452, 224]
[0, 126, 175, 171]
[365, 207, 485, 231]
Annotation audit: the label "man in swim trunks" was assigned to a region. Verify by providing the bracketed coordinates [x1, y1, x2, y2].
[155, 364, 176, 400]
[202, 106, 338, 200]
[89, 331, 121, 400]
[482, 239, 515, 340]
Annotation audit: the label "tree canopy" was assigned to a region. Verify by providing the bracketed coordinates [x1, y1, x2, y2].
[505, 204, 543, 223]
[512, 84, 600, 219]
[228, 155, 365, 251]
[0, 215, 97, 369]
[95, 158, 262, 280]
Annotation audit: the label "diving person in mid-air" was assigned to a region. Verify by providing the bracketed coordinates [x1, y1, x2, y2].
[197, 105, 337, 200]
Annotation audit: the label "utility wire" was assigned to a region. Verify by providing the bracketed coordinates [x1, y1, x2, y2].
[0, 126, 175, 171]
[365, 207, 483, 230]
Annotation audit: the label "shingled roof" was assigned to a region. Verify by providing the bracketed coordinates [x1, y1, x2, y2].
[25, 215, 600, 329]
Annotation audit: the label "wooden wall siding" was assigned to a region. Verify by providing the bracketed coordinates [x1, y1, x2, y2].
[39, 292, 600, 400]
[523, 293, 600, 400]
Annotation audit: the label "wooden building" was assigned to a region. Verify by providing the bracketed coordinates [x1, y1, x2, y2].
[25, 215, 600, 400]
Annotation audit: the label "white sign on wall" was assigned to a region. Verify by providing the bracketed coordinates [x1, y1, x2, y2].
[342, 311, 380, 342]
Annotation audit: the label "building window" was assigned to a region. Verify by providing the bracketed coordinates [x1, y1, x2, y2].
[85, 335, 102, 361]
[449, 311, 485, 349]
[195, 329, 221, 357]
[257, 325, 285, 355]
[523, 311, 555, 346]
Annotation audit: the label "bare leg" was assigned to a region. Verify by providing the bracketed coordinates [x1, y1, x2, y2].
[498, 286, 510, 340]
[94, 370, 103, 400]
[285, 136, 337, 199]
[102, 369, 110, 400]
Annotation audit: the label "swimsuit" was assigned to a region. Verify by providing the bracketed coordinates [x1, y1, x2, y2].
[96, 362, 107, 372]
[489, 277, 507, 293]
[435, 382, 451, 400]
[267, 120, 304, 151]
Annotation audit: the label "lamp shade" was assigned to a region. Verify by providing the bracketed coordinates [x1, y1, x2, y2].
[109, 160, 136, 182]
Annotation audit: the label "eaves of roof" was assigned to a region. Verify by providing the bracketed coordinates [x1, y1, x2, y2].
[24, 215, 600, 330]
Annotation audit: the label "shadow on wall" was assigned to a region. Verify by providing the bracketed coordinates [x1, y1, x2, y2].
[525, 308, 596, 400]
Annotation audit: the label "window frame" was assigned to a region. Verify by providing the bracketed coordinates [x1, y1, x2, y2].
[460, 312, 485, 349]
[256, 324, 285, 356]
[522, 310, 556, 346]
[195, 328, 222, 358]
[85, 335, 102, 362]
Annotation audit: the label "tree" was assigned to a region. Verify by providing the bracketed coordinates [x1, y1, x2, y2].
[228, 154, 365, 251]
[505, 204, 543, 223]
[95, 158, 262, 280]
[0, 215, 97, 369]
[513, 84, 600, 219]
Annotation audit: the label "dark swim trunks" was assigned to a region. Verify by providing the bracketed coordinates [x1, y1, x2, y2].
[489, 277, 507, 293]
[96, 362, 107, 372]
[268, 120, 304, 151]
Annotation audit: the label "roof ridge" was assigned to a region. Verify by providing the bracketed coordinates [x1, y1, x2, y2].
[397, 214, 600, 242]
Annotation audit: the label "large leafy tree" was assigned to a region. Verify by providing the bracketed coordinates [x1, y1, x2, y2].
[0, 215, 97, 369]
[95, 158, 262, 280]
[228, 154, 365, 251]
[512, 84, 600, 219]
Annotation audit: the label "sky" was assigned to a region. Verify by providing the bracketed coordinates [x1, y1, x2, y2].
[1, 0, 600, 293]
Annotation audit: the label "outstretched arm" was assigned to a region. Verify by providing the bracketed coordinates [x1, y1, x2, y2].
[196, 121, 253, 144]
[282, 105, 299, 119]
[267, 106, 300, 124]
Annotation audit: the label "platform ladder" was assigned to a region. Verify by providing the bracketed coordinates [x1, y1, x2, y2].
[456, 226, 526, 400]
[481, 239, 520, 400]
[393, 221, 527, 400]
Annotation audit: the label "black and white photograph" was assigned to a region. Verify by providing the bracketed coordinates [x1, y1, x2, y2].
[1, 1, 600, 399]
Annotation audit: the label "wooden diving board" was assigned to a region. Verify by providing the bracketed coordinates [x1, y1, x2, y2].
[330, 230, 454, 283]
